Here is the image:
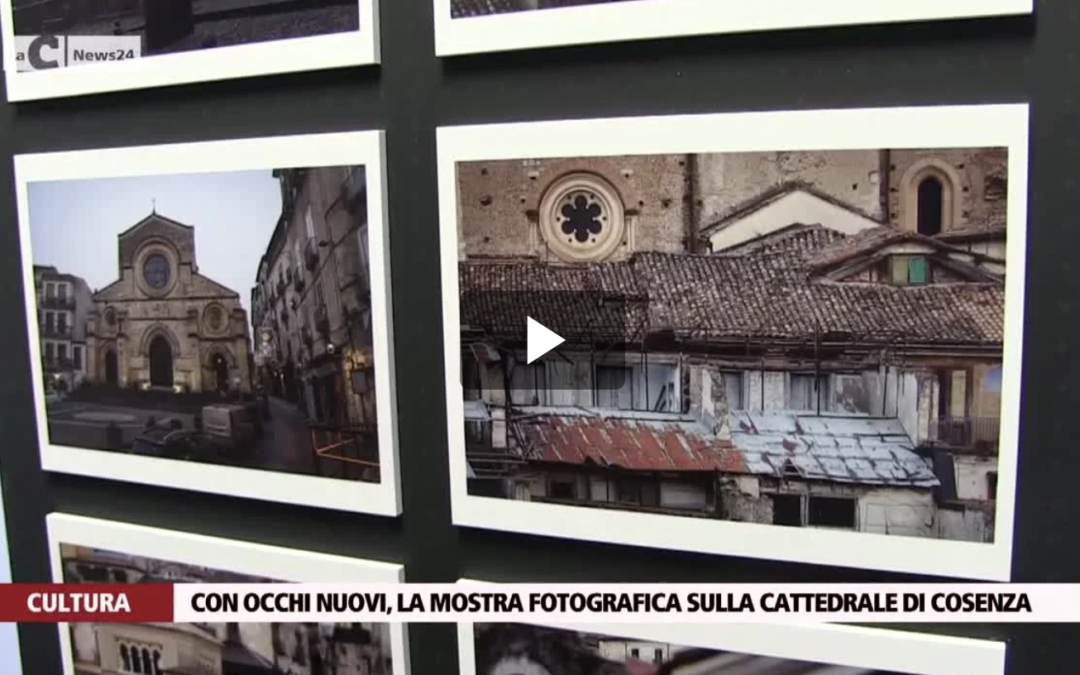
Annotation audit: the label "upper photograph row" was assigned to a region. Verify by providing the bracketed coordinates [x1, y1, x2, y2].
[0, 0, 1034, 101]
[13, 104, 1027, 583]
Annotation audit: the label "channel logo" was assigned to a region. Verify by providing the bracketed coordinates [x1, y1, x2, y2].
[14, 35, 142, 72]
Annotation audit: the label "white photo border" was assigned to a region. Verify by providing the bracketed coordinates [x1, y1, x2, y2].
[437, 104, 1030, 581]
[434, 0, 1032, 57]
[454, 579, 1006, 675]
[47, 513, 410, 675]
[0, 0, 379, 102]
[16, 130, 402, 517]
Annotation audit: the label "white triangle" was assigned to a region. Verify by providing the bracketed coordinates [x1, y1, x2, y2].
[526, 316, 565, 364]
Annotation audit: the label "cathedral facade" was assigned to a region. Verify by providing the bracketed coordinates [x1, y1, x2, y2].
[85, 212, 253, 395]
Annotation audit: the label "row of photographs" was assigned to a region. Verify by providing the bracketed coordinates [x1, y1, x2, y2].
[47, 513, 1007, 675]
[15, 104, 1028, 581]
[0, 0, 1034, 101]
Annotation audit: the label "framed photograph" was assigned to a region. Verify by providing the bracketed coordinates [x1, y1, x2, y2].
[456, 615, 1005, 675]
[47, 513, 410, 675]
[434, 0, 1033, 57]
[437, 104, 1029, 580]
[16, 130, 401, 516]
[0, 0, 379, 102]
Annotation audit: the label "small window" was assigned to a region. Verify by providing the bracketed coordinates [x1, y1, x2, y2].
[44, 343, 55, 363]
[58, 344, 67, 360]
[889, 255, 930, 286]
[653, 648, 664, 663]
[616, 480, 657, 506]
[630, 648, 640, 659]
[596, 365, 633, 409]
[45, 282, 55, 298]
[807, 496, 856, 529]
[772, 494, 802, 526]
[722, 371, 743, 410]
[73, 346, 83, 369]
[987, 472, 998, 500]
[549, 480, 575, 500]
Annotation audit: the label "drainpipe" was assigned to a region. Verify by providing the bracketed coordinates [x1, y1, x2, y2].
[685, 154, 699, 254]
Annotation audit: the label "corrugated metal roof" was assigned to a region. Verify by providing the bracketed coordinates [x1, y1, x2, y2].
[729, 410, 939, 487]
[510, 406, 939, 488]
[512, 406, 744, 473]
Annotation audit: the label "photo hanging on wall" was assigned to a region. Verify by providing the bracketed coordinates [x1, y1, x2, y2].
[15, 131, 401, 516]
[47, 513, 411, 675]
[434, 0, 1033, 57]
[0, 0, 379, 102]
[436, 104, 1029, 581]
[454, 593, 1007, 675]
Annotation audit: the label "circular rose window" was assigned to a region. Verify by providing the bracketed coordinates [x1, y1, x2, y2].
[143, 253, 170, 289]
[538, 173, 625, 263]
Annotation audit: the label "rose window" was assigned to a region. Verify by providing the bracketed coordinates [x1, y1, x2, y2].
[539, 173, 626, 263]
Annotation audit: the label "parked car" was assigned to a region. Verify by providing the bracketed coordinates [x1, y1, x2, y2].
[131, 419, 198, 460]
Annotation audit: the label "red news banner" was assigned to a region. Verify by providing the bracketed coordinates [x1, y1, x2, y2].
[1, 583, 1077, 624]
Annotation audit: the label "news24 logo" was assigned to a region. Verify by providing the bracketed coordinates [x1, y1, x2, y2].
[14, 35, 142, 72]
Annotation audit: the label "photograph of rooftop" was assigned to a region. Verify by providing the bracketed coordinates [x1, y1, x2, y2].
[456, 147, 1009, 543]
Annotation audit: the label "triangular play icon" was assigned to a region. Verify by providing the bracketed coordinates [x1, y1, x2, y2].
[526, 316, 566, 364]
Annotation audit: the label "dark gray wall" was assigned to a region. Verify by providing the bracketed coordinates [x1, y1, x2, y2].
[0, 1, 1073, 674]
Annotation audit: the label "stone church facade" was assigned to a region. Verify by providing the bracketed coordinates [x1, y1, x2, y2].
[85, 212, 253, 395]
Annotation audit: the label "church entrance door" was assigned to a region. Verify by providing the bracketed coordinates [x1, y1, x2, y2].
[148, 336, 174, 388]
[211, 354, 229, 393]
[104, 349, 118, 385]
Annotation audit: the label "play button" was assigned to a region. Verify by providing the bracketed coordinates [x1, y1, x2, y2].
[526, 316, 565, 364]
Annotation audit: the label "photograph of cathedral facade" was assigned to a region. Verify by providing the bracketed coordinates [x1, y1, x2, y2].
[456, 147, 1009, 543]
[61, 545, 394, 675]
[26, 165, 377, 481]
[473, 624, 910, 675]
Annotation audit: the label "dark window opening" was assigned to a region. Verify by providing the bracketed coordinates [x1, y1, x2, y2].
[549, 480, 575, 500]
[987, 472, 998, 500]
[807, 496, 857, 529]
[653, 649, 664, 664]
[772, 494, 802, 526]
[73, 346, 83, 369]
[615, 480, 659, 507]
[630, 648, 640, 659]
[917, 176, 944, 236]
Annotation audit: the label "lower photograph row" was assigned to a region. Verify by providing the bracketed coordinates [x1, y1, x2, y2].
[47, 514, 1005, 675]
[14, 103, 1028, 581]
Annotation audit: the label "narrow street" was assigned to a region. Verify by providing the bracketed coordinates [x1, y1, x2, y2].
[252, 396, 315, 475]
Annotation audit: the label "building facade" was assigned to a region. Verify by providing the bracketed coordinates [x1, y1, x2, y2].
[33, 265, 93, 393]
[458, 148, 1007, 542]
[84, 212, 253, 396]
[62, 547, 392, 675]
[251, 166, 376, 445]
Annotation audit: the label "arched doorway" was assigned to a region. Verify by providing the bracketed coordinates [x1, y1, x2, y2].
[148, 336, 174, 388]
[210, 353, 229, 393]
[104, 349, 118, 385]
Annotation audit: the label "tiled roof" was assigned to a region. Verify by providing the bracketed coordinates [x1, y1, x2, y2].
[510, 407, 940, 487]
[935, 222, 1008, 242]
[459, 225, 1006, 345]
[804, 227, 970, 270]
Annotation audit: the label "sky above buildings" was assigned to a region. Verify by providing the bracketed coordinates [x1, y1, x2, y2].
[28, 170, 283, 317]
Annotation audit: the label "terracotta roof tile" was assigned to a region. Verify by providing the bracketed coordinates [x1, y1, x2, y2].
[459, 225, 1006, 345]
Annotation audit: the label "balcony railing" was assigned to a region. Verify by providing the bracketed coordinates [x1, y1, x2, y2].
[41, 324, 72, 338]
[41, 296, 74, 309]
[927, 416, 1001, 454]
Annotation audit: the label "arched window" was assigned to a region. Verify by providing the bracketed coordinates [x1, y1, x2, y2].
[120, 644, 131, 671]
[141, 647, 153, 674]
[130, 645, 142, 673]
[153, 650, 163, 675]
[916, 176, 944, 236]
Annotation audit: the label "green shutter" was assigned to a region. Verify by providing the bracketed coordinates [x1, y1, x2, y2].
[908, 256, 929, 285]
